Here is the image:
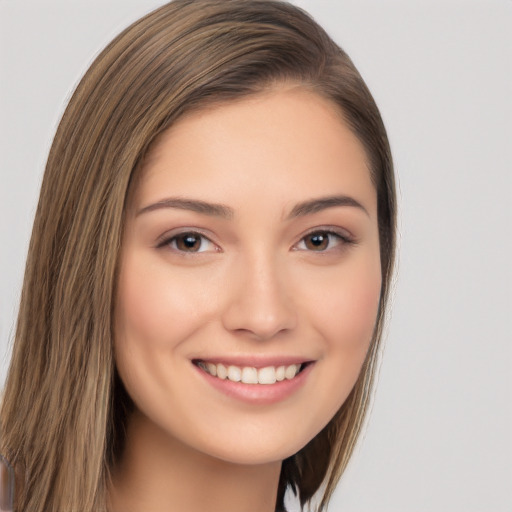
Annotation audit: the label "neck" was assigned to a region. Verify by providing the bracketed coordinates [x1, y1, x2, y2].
[108, 409, 282, 512]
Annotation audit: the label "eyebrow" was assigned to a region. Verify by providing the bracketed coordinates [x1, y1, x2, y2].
[286, 195, 369, 219]
[137, 198, 234, 219]
[136, 194, 368, 219]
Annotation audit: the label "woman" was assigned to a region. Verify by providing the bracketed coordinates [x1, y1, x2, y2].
[0, 1, 396, 511]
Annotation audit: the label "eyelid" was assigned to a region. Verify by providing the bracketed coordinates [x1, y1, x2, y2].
[156, 228, 220, 253]
[292, 226, 356, 251]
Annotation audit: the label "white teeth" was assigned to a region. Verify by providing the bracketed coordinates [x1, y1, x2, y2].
[241, 367, 258, 384]
[275, 366, 286, 381]
[285, 364, 299, 380]
[258, 366, 277, 385]
[199, 361, 302, 384]
[216, 363, 228, 380]
[206, 362, 217, 377]
[227, 365, 241, 382]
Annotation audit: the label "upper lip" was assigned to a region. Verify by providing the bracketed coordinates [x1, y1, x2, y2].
[192, 355, 315, 369]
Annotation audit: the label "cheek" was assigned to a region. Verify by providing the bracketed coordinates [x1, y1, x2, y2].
[335, 273, 381, 345]
[304, 255, 382, 352]
[331, 273, 380, 368]
[304, 255, 382, 407]
[113, 253, 214, 422]
[113, 254, 209, 409]
[115, 254, 216, 353]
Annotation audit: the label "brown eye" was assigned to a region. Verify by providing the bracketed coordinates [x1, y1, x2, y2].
[295, 230, 350, 252]
[303, 232, 330, 251]
[175, 233, 202, 252]
[161, 232, 217, 253]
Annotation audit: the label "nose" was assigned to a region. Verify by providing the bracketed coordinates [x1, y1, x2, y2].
[221, 253, 297, 341]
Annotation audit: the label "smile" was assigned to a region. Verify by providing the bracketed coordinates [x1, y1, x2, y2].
[195, 361, 306, 385]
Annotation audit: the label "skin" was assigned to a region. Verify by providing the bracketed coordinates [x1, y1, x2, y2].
[110, 85, 381, 512]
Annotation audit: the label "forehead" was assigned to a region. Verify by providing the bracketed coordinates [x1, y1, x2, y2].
[132, 86, 376, 218]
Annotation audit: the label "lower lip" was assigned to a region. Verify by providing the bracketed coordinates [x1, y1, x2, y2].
[193, 363, 314, 405]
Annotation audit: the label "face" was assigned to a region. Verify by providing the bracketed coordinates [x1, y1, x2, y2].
[115, 86, 381, 465]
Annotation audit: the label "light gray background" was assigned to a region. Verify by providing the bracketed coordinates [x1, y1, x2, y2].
[0, 1, 510, 511]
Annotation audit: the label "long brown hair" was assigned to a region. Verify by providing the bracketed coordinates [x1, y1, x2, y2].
[0, 1, 396, 511]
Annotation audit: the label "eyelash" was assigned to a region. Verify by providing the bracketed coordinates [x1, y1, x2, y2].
[156, 230, 218, 253]
[294, 228, 355, 252]
[157, 227, 355, 254]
